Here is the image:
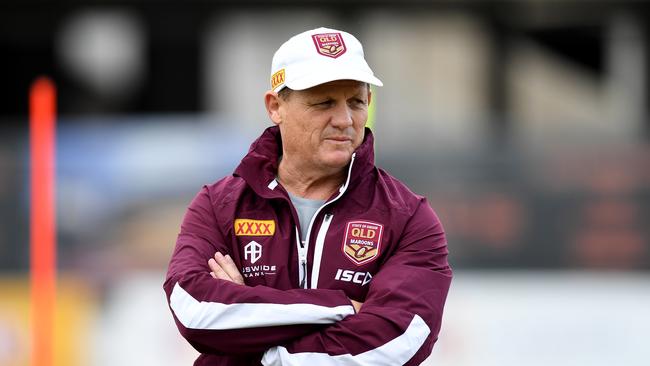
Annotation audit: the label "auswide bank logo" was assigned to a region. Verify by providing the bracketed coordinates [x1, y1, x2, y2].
[244, 241, 262, 264]
[242, 240, 276, 278]
[341, 220, 383, 265]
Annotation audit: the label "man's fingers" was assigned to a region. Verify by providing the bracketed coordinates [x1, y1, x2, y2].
[209, 252, 245, 285]
[224, 254, 245, 285]
[350, 299, 363, 313]
[208, 258, 233, 282]
[214, 252, 245, 285]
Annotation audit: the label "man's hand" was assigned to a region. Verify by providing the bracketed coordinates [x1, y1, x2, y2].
[350, 299, 363, 313]
[208, 252, 363, 312]
[208, 252, 245, 285]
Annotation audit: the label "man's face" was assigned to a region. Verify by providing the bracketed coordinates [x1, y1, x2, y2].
[269, 80, 371, 172]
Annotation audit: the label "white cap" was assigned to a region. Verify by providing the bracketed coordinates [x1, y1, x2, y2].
[270, 27, 383, 92]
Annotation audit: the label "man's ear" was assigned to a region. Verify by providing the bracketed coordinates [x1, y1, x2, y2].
[264, 91, 282, 125]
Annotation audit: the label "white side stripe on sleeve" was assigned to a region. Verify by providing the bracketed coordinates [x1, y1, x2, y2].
[261, 314, 430, 366]
[170, 282, 355, 330]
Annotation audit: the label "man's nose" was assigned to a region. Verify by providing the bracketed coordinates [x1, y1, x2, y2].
[330, 103, 353, 128]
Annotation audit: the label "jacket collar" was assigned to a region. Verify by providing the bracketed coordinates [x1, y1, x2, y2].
[234, 125, 375, 198]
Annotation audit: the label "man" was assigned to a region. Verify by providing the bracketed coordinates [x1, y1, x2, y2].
[164, 27, 452, 365]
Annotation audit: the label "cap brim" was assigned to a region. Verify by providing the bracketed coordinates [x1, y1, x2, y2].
[284, 62, 383, 91]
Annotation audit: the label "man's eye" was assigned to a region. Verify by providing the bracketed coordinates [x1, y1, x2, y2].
[351, 99, 367, 107]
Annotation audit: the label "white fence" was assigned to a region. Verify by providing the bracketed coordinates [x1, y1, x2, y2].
[93, 271, 650, 366]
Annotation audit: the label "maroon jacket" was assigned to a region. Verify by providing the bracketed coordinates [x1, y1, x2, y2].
[164, 126, 452, 365]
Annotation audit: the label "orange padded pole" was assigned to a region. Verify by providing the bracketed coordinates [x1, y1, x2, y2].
[29, 76, 56, 366]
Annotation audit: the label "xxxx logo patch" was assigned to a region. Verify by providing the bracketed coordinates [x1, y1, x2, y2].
[271, 68, 285, 90]
[312, 32, 347, 59]
[234, 219, 275, 236]
[342, 220, 383, 265]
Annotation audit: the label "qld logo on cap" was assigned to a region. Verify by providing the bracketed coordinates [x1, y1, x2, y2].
[312, 32, 347, 58]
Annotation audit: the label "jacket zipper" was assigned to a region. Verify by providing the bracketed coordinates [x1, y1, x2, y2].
[296, 227, 308, 289]
[310, 213, 333, 289]
[298, 153, 356, 289]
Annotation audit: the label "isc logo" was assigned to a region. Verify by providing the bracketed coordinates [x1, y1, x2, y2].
[334, 269, 372, 286]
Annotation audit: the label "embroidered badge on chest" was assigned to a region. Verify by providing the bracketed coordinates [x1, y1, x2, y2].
[342, 220, 383, 265]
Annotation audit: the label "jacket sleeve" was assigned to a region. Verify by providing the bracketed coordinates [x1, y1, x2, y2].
[163, 186, 356, 355]
[261, 198, 452, 365]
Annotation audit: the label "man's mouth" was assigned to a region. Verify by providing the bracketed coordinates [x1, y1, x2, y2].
[326, 136, 352, 142]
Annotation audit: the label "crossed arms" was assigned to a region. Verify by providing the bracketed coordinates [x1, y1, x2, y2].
[164, 187, 451, 365]
[208, 251, 363, 313]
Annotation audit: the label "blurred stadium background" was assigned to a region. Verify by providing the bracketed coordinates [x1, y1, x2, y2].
[1, 0, 650, 365]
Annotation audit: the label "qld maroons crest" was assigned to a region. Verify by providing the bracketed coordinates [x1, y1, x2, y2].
[342, 220, 383, 265]
[312, 32, 347, 58]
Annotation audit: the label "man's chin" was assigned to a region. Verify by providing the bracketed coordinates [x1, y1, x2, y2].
[320, 151, 353, 171]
